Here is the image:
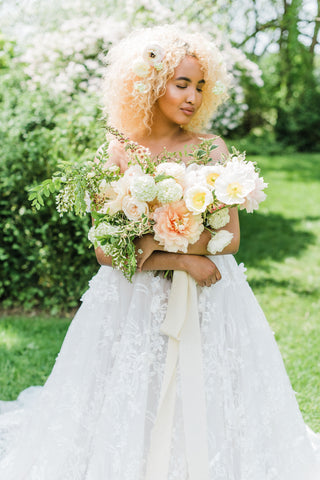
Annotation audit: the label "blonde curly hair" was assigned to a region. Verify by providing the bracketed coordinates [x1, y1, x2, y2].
[103, 25, 230, 136]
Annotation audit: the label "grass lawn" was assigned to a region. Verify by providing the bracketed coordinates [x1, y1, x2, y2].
[235, 152, 320, 432]
[0, 152, 319, 433]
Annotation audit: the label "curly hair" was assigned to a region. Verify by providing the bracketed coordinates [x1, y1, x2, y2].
[102, 25, 230, 136]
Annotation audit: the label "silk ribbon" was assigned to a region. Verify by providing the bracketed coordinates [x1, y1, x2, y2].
[145, 270, 209, 480]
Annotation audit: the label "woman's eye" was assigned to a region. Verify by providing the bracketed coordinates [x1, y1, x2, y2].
[197, 88, 203, 93]
[176, 85, 187, 89]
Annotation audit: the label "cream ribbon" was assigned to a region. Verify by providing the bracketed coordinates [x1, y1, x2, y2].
[145, 270, 209, 480]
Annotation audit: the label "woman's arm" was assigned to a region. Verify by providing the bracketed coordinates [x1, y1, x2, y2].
[134, 206, 239, 270]
[94, 207, 239, 286]
[94, 247, 221, 287]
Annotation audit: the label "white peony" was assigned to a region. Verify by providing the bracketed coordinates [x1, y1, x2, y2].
[155, 162, 186, 185]
[207, 209, 230, 229]
[240, 175, 268, 213]
[200, 165, 224, 190]
[214, 159, 256, 205]
[122, 195, 149, 221]
[184, 185, 213, 214]
[184, 163, 202, 189]
[131, 175, 157, 202]
[156, 178, 183, 204]
[207, 230, 234, 255]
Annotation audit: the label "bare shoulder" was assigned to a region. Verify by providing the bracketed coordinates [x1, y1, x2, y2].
[196, 133, 229, 162]
[95, 139, 127, 170]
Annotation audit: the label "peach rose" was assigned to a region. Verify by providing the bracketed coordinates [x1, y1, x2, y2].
[153, 200, 204, 253]
[122, 195, 149, 221]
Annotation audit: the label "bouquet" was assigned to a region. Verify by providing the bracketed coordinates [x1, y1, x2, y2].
[29, 128, 267, 281]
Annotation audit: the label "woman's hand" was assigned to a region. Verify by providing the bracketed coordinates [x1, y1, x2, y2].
[135, 234, 162, 271]
[180, 254, 221, 287]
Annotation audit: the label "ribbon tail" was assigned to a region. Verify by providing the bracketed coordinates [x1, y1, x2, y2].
[145, 271, 209, 480]
[179, 275, 210, 480]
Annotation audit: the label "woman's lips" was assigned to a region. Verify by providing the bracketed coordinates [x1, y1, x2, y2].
[180, 107, 195, 116]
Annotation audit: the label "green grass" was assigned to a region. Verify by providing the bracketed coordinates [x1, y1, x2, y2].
[235, 152, 320, 432]
[0, 152, 319, 433]
[0, 315, 70, 400]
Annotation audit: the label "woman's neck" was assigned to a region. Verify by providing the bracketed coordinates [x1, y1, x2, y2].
[133, 126, 197, 157]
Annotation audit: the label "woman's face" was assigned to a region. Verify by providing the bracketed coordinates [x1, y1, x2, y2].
[155, 55, 205, 127]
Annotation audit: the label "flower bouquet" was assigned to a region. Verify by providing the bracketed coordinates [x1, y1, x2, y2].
[29, 128, 267, 281]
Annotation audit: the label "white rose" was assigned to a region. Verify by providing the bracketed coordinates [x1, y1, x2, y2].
[207, 209, 230, 229]
[122, 195, 149, 221]
[207, 230, 233, 255]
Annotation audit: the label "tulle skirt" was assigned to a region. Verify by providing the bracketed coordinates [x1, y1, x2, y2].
[0, 255, 319, 479]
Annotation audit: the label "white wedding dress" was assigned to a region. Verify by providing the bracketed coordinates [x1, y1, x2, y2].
[0, 254, 319, 479]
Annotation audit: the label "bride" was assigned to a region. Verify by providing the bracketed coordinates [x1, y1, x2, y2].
[0, 25, 319, 480]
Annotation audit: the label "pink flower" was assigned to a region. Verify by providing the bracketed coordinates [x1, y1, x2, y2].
[153, 200, 204, 253]
[240, 175, 268, 213]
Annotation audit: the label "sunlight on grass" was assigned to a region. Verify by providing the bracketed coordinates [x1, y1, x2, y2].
[0, 330, 22, 349]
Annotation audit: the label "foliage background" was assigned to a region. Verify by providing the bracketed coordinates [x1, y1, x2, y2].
[0, 0, 319, 311]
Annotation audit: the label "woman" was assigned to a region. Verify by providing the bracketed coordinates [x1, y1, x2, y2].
[0, 25, 319, 480]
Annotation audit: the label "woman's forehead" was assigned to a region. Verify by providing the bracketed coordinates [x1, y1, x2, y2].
[173, 56, 204, 82]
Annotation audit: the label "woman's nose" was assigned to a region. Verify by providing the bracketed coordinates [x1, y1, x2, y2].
[186, 88, 196, 104]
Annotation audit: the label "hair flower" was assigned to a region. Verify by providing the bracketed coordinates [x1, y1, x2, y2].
[212, 80, 226, 95]
[134, 81, 149, 93]
[132, 59, 151, 78]
[143, 44, 165, 67]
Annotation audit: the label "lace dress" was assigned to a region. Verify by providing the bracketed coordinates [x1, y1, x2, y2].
[0, 255, 319, 479]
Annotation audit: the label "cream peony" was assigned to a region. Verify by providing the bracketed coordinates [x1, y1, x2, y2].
[184, 185, 213, 214]
[207, 209, 230, 229]
[207, 230, 233, 254]
[122, 195, 149, 221]
[153, 200, 204, 253]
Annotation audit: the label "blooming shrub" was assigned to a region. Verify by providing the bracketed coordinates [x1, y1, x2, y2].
[0, 0, 264, 311]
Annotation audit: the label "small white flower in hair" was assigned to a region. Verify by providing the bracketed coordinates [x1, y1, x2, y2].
[143, 44, 165, 68]
[212, 80, 226, 95]
[134, 81, 149, 93]
[132, 59, 151, 78]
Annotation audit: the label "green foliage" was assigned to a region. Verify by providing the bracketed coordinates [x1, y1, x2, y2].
[0, 51, 105, 311]
[276, 88, 320, 152]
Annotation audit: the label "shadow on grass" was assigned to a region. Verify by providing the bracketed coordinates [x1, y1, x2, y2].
[247, 277, 319, 296]
[235, 211, 317, 270]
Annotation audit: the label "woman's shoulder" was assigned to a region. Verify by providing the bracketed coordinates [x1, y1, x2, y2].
[95, 139, 128, 171]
